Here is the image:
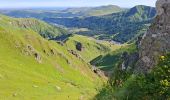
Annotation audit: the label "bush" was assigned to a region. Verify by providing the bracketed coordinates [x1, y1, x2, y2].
[95, 54, 170, 100]
[118, 54, 170, 100]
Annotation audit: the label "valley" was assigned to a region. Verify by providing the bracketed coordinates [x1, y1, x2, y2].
[0, 0, 170, 99]
[0, 14, 125, 99]
[0, 5, 156, 43]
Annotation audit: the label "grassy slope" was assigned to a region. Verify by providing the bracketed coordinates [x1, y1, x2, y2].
[85, 5, 123, 16]
[0, 15, 104, 100]
[90, 43, 137, 71]
[2, 14, 67, 39]
[64, 35, 122, 62]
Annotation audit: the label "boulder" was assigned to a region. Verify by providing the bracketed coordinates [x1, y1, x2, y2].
[76, 42, 84, 51]
[34, 53, 41, 63]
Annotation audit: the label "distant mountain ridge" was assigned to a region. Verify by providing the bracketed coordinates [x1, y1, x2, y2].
[0, 5, 124, 18]
[11, 17, 67, 39]
[44, 5, 156, 43]
[0, 5, 156, 43]
[63, 5, 124, 16]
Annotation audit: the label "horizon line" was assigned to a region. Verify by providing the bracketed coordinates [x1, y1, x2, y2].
[0, 4, 155, 9]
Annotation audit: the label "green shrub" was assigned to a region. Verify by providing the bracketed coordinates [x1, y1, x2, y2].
[117, 54, 170, 100]
[95, 54, 170, 100]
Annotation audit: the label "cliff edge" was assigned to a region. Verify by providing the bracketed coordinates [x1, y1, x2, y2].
[137, 0, 170, 72]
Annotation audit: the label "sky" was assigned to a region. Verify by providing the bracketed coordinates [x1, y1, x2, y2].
[0, 0, 157, 8]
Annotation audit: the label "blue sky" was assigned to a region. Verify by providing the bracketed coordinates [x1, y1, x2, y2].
[0, 0, 157, 8]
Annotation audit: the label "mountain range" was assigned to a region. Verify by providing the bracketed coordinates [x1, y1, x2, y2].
[0, 1, 169, 99]
[44, 5, 156, 43]
[0, 5, 156, 43]
[0, 5, 123, 18]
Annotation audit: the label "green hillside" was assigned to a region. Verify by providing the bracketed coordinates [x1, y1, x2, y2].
[44, 5, 156, 43]
[7, 16, 67, 39]
[63, 34, 122, 62]
[90, 43, 137, 71]
[0, 5, 123, 18]
[0, 5, 156, 43]
[0, 4, 167, 100]
[64, 5, 123, 16]
[0, 14, 105, 100]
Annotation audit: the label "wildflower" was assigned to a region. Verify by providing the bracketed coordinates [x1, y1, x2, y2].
[160, 56, 165, 60]
[160, 79, 169, 87]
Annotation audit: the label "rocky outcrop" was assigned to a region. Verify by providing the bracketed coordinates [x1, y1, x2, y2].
[91, 66, 106, 77]
[22, 45, 42, 63]
[156, 0, 170, 15]
[76, 42, 84, 51]
[136, 0, 170, 73]
[68, 50, 80, 58]
[121, 52, 139, 70]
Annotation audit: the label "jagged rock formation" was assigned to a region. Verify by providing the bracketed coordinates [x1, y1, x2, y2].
[136, 0, 170, 73]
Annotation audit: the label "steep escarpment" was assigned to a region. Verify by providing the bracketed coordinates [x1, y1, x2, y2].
[137, 0, 170, 73]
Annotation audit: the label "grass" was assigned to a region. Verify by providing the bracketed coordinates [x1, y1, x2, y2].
[90, 43, 137, 71]
[64, 34, 122, 62]
[0, 14, 104, 100]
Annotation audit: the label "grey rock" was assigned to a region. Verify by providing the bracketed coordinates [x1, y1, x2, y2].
[121, 52, 139, 70]
[136, 0, 170, 73]
[156, 0, 170, 15]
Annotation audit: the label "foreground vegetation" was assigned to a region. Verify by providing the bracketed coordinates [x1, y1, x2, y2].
[0, 4, 169, 99]
[95, 52, 170, 100]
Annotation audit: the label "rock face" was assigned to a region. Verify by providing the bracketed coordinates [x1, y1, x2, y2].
[136, 0, 170, 73]
[156, 0, 170, 15]
[121, 52, 139, 70]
